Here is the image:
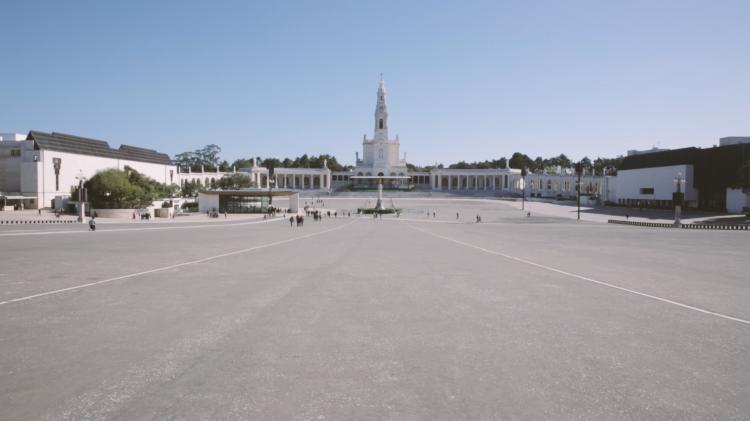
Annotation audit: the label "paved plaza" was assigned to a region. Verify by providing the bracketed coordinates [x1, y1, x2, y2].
[0, 198, 748, 420]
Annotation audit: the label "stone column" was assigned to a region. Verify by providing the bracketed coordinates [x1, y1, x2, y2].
[447, 175, 452, 190]
[319, 174, 324, 190]
[376, 180, 385, 210]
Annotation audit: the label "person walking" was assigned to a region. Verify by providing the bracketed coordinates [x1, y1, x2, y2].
[88, 216, 97, 231]
[456, 212, 459, 219]
[290, 216, 294, 227]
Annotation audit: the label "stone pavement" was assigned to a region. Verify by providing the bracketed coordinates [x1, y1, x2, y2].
[0, 198, 747, 420]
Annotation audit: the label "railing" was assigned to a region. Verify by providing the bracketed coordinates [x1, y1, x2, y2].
[608, 219, 749, 230]
[0, 218, 77, 224]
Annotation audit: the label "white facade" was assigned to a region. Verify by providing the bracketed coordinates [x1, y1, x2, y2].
[0, 131, 177, 209]
[614, 164, 697, 207]
[353, 79, 409, 178]
[524, 172, 606, 199]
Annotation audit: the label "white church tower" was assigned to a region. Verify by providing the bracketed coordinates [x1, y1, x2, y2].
[374, 78, 389, 141]
[355, 77, 408, 178]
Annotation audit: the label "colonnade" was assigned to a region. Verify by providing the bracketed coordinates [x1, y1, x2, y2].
[432, 174, 511, 191]
[272, 172, 330, 190]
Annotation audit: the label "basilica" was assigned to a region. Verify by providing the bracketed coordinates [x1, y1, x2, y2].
[0, 78, 609, 212]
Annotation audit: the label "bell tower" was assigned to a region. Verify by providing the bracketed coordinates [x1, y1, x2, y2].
[374, 76, 388, 141]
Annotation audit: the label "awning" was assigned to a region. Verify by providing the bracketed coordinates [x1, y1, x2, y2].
[0, 195, 32, 200]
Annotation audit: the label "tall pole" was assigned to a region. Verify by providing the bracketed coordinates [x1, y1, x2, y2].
[674, 172, 684, 227]
[78, 178, 85, 223]
[521, 168, 527, 211]
[576, 162, 582, 221]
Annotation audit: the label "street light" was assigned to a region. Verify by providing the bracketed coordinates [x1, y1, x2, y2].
[575, 162, 583, 221]
[520, 168, 528, 211]
[267, 166, 275, 211]
[74, 170, 87, 223]
[673, 172, 686, 227]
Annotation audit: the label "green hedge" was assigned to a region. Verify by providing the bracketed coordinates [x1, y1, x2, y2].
[358, 208, 400, 214]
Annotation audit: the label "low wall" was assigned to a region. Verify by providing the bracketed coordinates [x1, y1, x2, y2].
[91, 209, 138, 219]
[608, 219, 749, 230]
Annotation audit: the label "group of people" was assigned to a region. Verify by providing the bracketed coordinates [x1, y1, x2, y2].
[457, 212, 483, 222]
[290, 215, 304, 227]
[205, 209, 224, 218]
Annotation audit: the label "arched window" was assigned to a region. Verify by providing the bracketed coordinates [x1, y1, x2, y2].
[357, 172, 363, 176]
[379, 119, 383, 129]
[378, 148, 383, 159]
[547, 179, 552, 190]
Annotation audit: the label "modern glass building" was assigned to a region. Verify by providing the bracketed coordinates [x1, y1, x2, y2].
[218, 194, 270, 213]
[197, 190, 300, 214]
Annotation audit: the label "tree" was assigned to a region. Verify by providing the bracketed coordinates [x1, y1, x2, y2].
[533, 157, 544, 172]
[231, 154, 353, 172]
[181, 180, 205, 198]
[217, 173, 255, 190]
[198, 144, 222, 168]
[593, 156, 624, 175]
[508, 152, 534, 170]
[230, 158, 255, 169]
[580, 156, 593, 172]
[85, 167, 177, 208]
[174, 144, 223, 171]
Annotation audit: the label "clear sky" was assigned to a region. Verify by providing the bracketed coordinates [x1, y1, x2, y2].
[2, 0, 749, 166]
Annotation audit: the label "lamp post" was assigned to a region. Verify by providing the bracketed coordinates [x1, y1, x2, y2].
[575, 162, 583, 221]
[520, 168, 528, 211]
[75, 170, 87, 223]
[267, 166, 275, 212]
[673, 172, 686, 227]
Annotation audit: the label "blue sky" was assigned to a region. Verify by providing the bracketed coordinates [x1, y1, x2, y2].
[2, 0, 749, 166]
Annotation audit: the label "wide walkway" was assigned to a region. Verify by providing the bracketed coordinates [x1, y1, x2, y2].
[0, 201, 748, 420]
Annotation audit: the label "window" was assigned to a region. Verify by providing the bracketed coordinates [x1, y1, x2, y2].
[219, 195, 269, 213]
[640, 187, 655, 195]
[10, 149, 21, 157]
[379, 119, 383, 129]
[378, 148, 383, 159]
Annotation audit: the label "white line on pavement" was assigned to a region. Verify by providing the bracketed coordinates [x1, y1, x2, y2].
[0, 217, 285, 237]
[0, 220, 356, 306]
[406, 223, 750, 326]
